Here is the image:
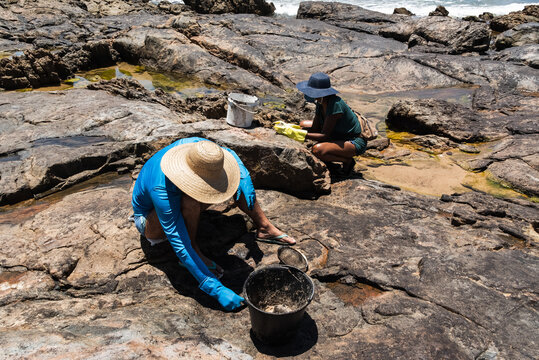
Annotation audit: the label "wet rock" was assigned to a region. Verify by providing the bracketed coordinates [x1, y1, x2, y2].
[458, 144, 480, 154]
[488, 159, 539, 197]
[410, 135, 455, 151]
[490, 5, 539, 32]
[495, 22, 539, 50]
[182, 0, 275, 16]
[429, 5, 449, 17]
[366, 137, 390, 151]
[393, 8, 413, 16]
[386, 99, 508, 142]
[0, 49, 71, 90]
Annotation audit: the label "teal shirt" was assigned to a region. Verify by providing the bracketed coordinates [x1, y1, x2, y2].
[316, 95, 362, 140]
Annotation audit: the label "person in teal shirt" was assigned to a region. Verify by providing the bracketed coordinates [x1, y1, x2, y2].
[297, 72, 367, 175]
[132, 137, 295, 311]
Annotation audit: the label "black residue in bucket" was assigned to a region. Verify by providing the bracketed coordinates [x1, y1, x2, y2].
[243, 265, 314, 345]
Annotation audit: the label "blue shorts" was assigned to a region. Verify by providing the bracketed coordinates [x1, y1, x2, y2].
[347, 137, 367, 155]
[130, 214, 167, 246]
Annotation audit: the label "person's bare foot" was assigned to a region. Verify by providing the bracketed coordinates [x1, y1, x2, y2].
[256, 226, 296, 245]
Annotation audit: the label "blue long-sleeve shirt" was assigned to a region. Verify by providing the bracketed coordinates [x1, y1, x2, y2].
[132, 137, 254, 285]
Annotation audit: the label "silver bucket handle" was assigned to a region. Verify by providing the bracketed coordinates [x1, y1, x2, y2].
[229, 98, 258, 114]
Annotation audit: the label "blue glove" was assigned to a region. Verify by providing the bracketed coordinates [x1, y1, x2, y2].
[199, 277, 245, 311]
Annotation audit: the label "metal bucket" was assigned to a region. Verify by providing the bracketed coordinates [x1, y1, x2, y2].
[226, 92, 258, 128]
[243, 265, 314, 345]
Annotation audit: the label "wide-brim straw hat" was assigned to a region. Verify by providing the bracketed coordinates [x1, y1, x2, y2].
[296, 72, 339, 98]
[160, 141, 241, 204]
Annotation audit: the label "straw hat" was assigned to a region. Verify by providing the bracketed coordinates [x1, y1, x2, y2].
[160, 141, 241, 204]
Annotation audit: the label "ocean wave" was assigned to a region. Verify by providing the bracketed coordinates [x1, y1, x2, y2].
[273, 0, 537, 17]
[158, 0, 538, 18]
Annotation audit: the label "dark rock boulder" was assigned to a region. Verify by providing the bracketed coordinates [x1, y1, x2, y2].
[491, 5, 539, 32]
[428, 5, 449, 17]
[182, 0, 275, 16]
[495, 22, 539, 50]
[0, 49, 71, 90]
[386, 99, 508, 142]
[393, 7, 414, 16]
[480, 12, 495, 21]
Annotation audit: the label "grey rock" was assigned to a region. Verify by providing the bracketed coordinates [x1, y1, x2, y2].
[410, 16, 490, 54]
[493, 44, 539, 68]
[488, 158, 539, 196]
[386, 99, 508, 142]
[0, 88, 329, 205]
[495, 22, 539, 50]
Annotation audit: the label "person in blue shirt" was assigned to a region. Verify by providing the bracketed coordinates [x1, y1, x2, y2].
[297, 72, 367, 176]
[132, 137, 295, 311]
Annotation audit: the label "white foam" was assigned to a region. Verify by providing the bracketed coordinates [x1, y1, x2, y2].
[272, 0, 537, 17]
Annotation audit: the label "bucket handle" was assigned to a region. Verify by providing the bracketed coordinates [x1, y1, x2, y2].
[229, 98, 257, 114]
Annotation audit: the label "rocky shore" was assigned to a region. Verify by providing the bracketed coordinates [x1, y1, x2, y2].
[1, 1, 538, 359]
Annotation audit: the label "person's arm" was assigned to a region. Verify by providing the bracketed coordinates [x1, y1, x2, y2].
[151, 186, 214, 282]
[151, 185, 244, 310]
[223, 147, 256, 210]
[305, 113, 342, 142]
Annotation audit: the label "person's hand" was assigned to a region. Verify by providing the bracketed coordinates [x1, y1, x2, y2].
[199, 277, 245, 311]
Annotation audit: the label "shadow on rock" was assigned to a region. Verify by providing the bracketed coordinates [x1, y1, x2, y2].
[249, 312, 318, 356]
[139, 209, 256, 309]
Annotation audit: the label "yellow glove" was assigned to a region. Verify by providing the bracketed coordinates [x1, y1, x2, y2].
[284, 125, 307, 143]
[273, 121, 307, 143]
[273, 121, 288, 135]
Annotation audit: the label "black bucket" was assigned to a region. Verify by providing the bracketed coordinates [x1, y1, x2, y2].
[243, 265, 314, 345]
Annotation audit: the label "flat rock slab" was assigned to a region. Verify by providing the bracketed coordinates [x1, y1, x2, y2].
[0, 88, 329, 205]
[1, 174, 537, 359]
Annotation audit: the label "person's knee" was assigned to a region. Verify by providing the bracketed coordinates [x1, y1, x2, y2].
[312, 143, 326, 158]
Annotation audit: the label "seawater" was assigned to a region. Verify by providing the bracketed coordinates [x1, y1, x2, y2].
[164, 0, 538, 17]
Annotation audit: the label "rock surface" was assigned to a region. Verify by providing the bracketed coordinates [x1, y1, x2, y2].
[182, 0, 275, 15]
[490, 5, 539, 32]
[1, 1, 539, 359]
[495, 22, 539, 50]
[1, 173, 537, 359]
[0, 88, 329, 205]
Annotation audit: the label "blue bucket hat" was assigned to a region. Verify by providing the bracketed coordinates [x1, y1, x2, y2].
[296, 72, 339, 98]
